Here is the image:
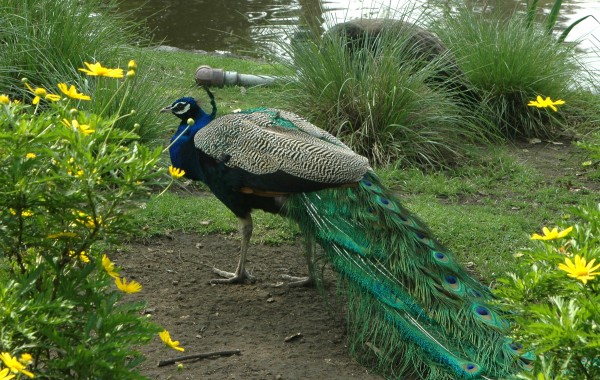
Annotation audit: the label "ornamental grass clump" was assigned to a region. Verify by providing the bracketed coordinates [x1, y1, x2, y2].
[495, 204, 600, 379]
[432, 2, 597, 139]
[0, 63, 167, 379]
[278, 12, 487, 168]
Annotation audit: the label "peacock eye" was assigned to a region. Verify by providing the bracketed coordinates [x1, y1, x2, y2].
[173, 102, 191, 115]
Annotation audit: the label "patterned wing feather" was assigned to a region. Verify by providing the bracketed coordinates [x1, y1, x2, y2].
[194, 109, 370, 185]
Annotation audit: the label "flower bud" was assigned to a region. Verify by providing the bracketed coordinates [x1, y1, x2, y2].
[126, 70, 135, 78]
[130, 109, 136, 115]
[21, 77, 29, 84]
[128, 60, 137, 70]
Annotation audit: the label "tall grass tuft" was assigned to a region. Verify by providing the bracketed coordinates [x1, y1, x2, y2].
[432, 4, 588, 138]
[278, 17, 488, 168]
[0, 0, 166, 143]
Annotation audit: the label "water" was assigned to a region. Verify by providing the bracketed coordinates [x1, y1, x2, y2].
[118, 0, 599, 69]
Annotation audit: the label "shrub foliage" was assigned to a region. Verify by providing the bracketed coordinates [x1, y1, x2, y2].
[0, 70, 163, 378]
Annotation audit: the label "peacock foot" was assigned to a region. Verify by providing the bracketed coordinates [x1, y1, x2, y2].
[280, 274, 313, 287]
[209, 267, 256, 284]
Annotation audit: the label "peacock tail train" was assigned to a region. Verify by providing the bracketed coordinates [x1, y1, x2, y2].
[284, 173, 532, 379]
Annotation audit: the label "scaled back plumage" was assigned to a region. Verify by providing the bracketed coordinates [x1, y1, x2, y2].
[165, 91, 529, 379]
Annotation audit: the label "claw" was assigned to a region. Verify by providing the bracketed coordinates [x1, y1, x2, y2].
[209, 267, 256, 284]
[280, 274, 313, 287]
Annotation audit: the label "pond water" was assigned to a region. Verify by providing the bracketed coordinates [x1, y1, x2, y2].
[118, 0, 599, 69]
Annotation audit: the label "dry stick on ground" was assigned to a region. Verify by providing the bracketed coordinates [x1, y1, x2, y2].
[157, 349, 241, 367]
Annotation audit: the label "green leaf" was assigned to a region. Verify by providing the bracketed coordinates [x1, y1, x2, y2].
[557, 15, 597, 43]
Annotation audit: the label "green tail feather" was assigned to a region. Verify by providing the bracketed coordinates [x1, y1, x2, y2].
[284, 171, 527, 379]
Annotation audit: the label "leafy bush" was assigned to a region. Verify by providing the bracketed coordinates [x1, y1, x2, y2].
[495, 204, 600, 379]
[0, 64, 165, 378]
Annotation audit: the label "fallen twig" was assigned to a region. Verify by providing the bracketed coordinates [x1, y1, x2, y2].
[284, 332, 302, 342]
[157, 349, 241, 367]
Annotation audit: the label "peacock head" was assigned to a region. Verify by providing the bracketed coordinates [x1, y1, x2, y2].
[161, 97, 203, 121]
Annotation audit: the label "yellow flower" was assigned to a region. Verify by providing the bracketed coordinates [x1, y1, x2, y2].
[0, 94, 10, 105]
[128, 60, 137, 70]
[62, 118, 95, 135]
[47, 231, 78, 239]
[527, 95, 565, 112]
[9, 208, 33, 217]
[558, 255, 600, 284]
[19, 354, 32, 365]
[115, 277, 142, 293]
[0, 352, 34, 378]
[24, 82, 60, 104]
[78, 62, 124, 78]
[25, 153, 36, 159]
[45, 94, 61, 102]
[126, 70, 136, 78]
[69, 250, 90, 263]
[102, 254, 120, 278]
[531, 226, 573, 240]
[168, 166, 186, 179]
[25, 83, 46, 105]
[57, 83, 91, 101]
[0, 367, 15, 380]
[73, 211, 101, 229]
[159, 330, 185, 352]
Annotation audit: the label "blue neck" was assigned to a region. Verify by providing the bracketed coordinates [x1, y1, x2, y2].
[169, 111, 212, 181]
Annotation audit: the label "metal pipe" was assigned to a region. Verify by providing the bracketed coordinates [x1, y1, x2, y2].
[195, 65, 284, 88]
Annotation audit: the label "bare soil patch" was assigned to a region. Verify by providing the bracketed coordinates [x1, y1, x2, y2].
[116, 235, 382, 380]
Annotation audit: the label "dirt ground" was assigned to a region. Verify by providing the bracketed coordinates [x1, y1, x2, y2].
[116, 140, 597, 380]
[117, 235, 383, 380]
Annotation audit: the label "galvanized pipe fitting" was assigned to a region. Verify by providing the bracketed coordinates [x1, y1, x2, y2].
[195, 65, 280, 88]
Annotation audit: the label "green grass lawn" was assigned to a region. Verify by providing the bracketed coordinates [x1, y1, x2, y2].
[135, 48, 597, 280]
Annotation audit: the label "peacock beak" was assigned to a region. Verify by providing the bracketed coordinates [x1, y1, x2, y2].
[159, 106, 173, 113]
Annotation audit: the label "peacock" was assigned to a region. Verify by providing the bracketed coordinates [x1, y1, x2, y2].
[162, 89, 531, 379]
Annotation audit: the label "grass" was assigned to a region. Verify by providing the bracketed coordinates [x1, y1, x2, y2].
[431, 3, 597, 138]
[0, 0, 173, 143]
[136, 190, 298, 245]
[274, 17, 487, 167]
[136, 83, 598, 279]
[5, 0, 595, 281]
[129, 1, 600, 279]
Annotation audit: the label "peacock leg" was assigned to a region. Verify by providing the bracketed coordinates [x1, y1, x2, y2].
[281, 234, 315, 287]
[210, 215, 255, 284]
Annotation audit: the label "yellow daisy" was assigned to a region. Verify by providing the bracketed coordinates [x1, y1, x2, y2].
[62, 118, 95, 136]
[78, 62, 124, 78]
[558, 255, 600, 284]
[102, 254, 120, 278]
[57, 83, 91, 101]
[0, 352, 34, 378]
[115, 277, 142, 293]
[0, 367, 15, 380]
[168, 166, 186, 179]
[527, 95, 565, 112]
[531, 226, 573, 241]
[159, 330, 185, 352]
